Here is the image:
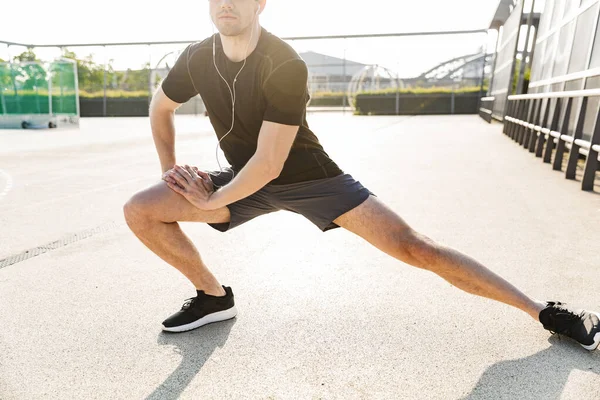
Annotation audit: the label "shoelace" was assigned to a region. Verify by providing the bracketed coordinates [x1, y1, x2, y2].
[181, 297, 196, 310]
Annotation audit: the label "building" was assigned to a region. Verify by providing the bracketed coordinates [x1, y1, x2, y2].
[483, 0, 600, 192]
[299, 51, 367, 93]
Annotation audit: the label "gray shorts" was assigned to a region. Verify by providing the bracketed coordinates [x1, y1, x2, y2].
[207, 170, 375, 232]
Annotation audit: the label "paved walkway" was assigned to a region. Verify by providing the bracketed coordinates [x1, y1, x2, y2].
[1, 114, 599, 399]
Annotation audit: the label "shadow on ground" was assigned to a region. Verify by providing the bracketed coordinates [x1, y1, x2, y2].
[462, 336, 599, 400]
[145, 319, 236, 400]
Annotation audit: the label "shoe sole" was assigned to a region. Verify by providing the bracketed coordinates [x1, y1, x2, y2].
[162, 306, 238, 333]
[580, 312, 600, 351]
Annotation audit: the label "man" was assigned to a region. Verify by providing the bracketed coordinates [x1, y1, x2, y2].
[123, 0, 600, 351]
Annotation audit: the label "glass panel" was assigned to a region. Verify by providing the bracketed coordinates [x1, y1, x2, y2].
[541, 33, 558, 79]
[50, 61, 78, 115]
[552, 20, 577, 77]
[556, 96, 571, 132]
[585, 75, 600, 88]
[565, 78, 584, 91]
[581, 77, 600, 141]
[530, 38, 546, 82]
[566, 96, 583, 136]
[537, 0, 555, 38]
[568, 4, 600, 73]
[587, 6, 600, 68]
[562, 73, 587, 137]
[581, 97, 598, 142]
[545, 85, 563, 123]
[551, 0, 566, 26]
[539, 98, 551, 126]
[0, 62, 49, 115]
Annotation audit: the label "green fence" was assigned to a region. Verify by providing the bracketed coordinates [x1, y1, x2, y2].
[0, 60, 78, 116]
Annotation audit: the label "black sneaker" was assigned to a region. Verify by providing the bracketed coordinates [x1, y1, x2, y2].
[539, 301, 600, 351]
[162, 285, 237, 333]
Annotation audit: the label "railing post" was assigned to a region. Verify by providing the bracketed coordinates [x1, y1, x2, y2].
[517, 99, 532, 143]
[508, 100, 521, 138]
[521, 99, 537, 146]
[535, 98, 551, 157]
[503, 101, 509, 134]
[552, 97, 572, 171]
[543, 97, 562, 163]
[566, 97, 588, 180]
[504, 100, 513, 135]
[527, 99, 543, 151]
[582, 105, 600, 191]
[510, 100, 523, 140]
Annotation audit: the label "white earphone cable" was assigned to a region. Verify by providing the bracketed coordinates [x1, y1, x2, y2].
[186, 5, 260, 186]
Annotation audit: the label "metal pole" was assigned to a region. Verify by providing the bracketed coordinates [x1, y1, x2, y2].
[1, 29, 489, 49]
[59, 61, 64, 112]
[503, 0, 526, 120]
[487, 28, 501, 97]
[103, 45, 107, 117]
[342, 46, 346, 114]
[396, 73, 400, 116]
[516, 0, 535, 95]
[527, 17, 539, 88]
[148, 44, 152, 110]
[73, 59, 80, 120]
[9, 49, 20, 114]
[1, 45, 6, 115]
[48, 62, 53, 116]
[478, 31, 489, 111]
[0, 71, 5, 114]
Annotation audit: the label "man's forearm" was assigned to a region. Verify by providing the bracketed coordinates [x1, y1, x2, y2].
[150, 109, 177, 173]
[209, 155, 279, 209]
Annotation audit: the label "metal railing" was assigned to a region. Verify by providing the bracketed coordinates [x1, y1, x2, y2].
[479, 96, 494, 123]
[503, 89, 600, 191]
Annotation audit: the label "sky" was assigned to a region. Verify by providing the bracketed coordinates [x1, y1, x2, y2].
[0, 0, 535, 78]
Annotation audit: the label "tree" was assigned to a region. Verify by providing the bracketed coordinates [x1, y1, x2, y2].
[61, 48, 115, 93]
[15, 49, 39, 62]
[9, 50, 46, 92]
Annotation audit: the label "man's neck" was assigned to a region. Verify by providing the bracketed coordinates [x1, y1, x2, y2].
[220, 23, 262, 63]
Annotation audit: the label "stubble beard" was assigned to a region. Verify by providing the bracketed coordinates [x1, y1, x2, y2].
[217, 20, 253, 38]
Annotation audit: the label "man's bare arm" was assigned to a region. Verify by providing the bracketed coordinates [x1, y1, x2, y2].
[150, 87, 182, 174]
[207, 120, 298, 210]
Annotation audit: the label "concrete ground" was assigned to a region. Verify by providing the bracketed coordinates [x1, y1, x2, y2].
[0, 113, 599, 400]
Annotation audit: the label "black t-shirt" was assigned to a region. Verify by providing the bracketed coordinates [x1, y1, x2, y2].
[161, 27, 343, 185]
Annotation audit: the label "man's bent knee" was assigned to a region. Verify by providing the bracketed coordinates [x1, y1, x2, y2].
[123, 193, 151, 228]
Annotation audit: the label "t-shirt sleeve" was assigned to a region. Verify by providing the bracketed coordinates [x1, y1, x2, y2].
[263, 59, 309, 126]
[161, 44, 199, 104]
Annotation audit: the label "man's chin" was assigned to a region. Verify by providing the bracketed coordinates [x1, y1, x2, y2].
[216, 26, 243, 37]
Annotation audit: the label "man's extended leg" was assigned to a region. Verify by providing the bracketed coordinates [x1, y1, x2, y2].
[334, 195, 600, 350]
[333, 196, 547, 320]
[123, 181, 230, 296]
